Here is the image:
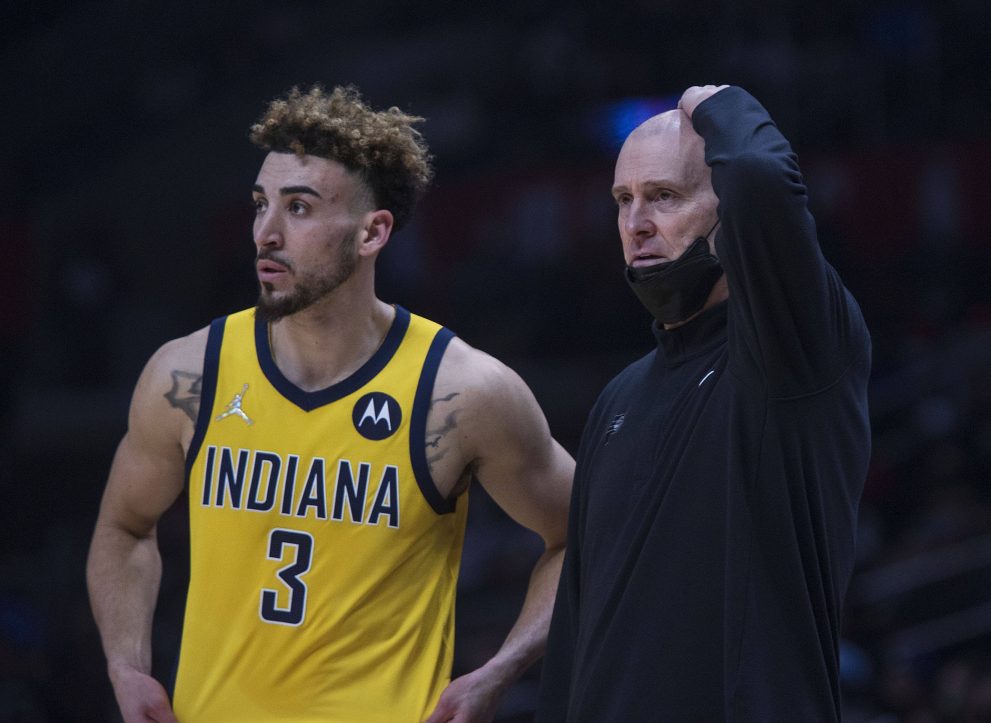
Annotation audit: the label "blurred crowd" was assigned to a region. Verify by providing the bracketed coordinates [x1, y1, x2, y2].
[1, 1, 989, 720]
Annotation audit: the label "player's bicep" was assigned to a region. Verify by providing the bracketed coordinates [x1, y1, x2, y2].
[98, 431, 185, 539]
[96, 347, 193, 538]
[471, 368, 574, 547]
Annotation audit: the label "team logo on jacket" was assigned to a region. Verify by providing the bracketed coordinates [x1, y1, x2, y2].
[604, 412, 626, 445]
[352, 392, 402, 440]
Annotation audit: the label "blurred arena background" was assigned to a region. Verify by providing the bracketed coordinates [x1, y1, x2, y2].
[1, 1, 990, 720]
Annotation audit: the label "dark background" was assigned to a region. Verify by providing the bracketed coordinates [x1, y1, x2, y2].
[2, 1, 990, 721]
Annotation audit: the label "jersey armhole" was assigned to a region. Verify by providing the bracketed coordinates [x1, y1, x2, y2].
[409, 326, 457, 515]
[183, 316, 226, 481]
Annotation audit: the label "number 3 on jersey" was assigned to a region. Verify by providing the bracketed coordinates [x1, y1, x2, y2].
[260, 529, 313, 626]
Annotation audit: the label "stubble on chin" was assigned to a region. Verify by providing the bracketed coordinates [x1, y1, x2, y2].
[254, 240, 358, 323]
[255, 282, 312, 323]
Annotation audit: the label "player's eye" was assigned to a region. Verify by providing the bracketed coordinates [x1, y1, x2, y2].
[289, 200, 308, 215]
[253, 198, 267, 214]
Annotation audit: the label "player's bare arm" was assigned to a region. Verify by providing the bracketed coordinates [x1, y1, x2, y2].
[86, 328, 208, 723]
[424, 338, 574, 723]
[425, 389, 471, 494]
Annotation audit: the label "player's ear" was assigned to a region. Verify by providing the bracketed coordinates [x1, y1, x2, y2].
[358, 209, 393, 257]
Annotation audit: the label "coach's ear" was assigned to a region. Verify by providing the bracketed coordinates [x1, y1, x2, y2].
[358, 209, 394, 257]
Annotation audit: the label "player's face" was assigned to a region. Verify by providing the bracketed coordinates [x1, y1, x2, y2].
[252, 152, 368, 320]
[612, 114, 718, 267]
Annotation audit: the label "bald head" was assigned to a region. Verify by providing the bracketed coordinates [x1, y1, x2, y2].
[617, 109, 710, 194]
[630, 109, 686, 137]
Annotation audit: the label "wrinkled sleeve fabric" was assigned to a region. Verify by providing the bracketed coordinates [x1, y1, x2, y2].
[692, 87, 869, 397]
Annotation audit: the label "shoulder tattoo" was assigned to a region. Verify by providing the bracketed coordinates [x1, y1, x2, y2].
[426, 392, 461, 472]
[164, 370, 202, 422]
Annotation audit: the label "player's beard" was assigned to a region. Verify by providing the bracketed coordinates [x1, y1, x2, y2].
[255, 230, 359, 322]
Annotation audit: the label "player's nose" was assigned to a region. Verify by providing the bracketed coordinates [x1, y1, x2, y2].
[254, 211, 284, 249]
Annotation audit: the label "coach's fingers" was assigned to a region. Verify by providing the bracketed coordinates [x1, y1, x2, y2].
[678, 85, 730, 118]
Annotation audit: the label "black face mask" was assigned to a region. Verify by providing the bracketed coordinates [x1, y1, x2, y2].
[624, 228, 723, 326]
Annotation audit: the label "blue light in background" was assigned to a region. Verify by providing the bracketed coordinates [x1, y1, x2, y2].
[585, 95, 681, 151]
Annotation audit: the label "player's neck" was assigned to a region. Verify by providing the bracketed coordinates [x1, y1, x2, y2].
[268, 285, 395, 392]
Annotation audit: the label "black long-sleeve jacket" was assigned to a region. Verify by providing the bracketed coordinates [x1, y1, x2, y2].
[536, 87, 871, 722]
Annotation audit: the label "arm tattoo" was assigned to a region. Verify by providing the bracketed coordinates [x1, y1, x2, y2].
[164, 370, 202, 422]
[426, 392, 461, 472]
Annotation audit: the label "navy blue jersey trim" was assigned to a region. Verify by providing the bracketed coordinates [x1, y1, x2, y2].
[167, 573, 187, 701]
[254, 306, 411, 412]
[410, 327, 457, 515]
[184, 316, 225, 481]
[173, 318, 223, 701]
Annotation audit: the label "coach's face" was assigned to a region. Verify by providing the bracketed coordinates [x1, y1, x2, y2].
[251, 152, 380, 320]
[612, 111, 718, 267]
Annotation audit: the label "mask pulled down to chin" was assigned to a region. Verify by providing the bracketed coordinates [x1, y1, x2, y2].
[624, 236, 723, 326]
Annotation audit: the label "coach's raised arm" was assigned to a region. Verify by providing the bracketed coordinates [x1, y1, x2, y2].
[537, 85, 871, 722]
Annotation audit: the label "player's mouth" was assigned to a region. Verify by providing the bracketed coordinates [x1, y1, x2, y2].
[257, 259, 290, 283]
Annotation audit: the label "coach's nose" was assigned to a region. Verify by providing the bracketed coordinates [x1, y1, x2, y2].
[624, 198, 655, 242]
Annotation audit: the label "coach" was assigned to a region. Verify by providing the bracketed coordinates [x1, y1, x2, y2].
[536, 85, 871, 721]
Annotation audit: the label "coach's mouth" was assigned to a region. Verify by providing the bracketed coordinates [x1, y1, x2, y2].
[630, 253, 665, 268]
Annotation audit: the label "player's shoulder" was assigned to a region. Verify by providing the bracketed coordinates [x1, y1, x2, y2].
[130, 325, 212, 422]
[434, 336, 523, 404]
[431, 335, 554, 470]
[143, 325, 211, 382]
[120, 324, 214, 443]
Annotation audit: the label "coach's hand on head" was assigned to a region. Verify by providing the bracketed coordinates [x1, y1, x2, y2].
[677, 84, 730, 119]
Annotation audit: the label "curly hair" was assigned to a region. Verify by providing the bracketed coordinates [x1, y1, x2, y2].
[249, 85, 434, 232]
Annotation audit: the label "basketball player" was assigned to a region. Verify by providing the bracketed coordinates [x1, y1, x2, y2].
[86, 86, 574, 722]
[536, 85, 871, 720]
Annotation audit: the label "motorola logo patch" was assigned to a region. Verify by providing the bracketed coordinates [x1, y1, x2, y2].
[352, 392, 402, 440]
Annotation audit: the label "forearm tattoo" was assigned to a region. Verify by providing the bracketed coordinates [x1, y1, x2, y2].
[426, 392, 461, 471]
[164, 370, 203, 422]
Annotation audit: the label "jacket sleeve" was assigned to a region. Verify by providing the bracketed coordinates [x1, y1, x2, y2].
[692, 87, 869, 398]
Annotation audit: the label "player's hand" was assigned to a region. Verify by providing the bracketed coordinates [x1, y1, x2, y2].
[109, 665, 178, 723]
[422, 665, 508, 723]
[678, 85, 730, 119]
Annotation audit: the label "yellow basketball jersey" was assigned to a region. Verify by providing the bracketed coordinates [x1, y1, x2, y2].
[173, 306, 468, 722]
